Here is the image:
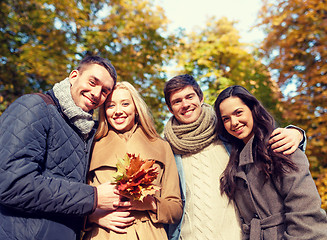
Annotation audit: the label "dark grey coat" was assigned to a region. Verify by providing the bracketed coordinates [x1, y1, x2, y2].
[0, 91, 96, 240]
[234, 136, 327, 240]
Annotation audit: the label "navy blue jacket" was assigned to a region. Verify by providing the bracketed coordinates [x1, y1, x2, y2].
[0, 90, 96, 240]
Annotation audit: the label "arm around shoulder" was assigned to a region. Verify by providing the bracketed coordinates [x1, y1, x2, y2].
[285, 125, 307, 151]
[270, 126, 307, 155]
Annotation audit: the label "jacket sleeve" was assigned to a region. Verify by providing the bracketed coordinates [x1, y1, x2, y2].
[148, 141, 183, 224]
[166, 154, 185, 240]
[285, 125, 307, 151]
[0, 95, 96, 217]
[276, 149, 327, 239]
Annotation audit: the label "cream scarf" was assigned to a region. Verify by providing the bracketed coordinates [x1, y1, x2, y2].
[164, 103, 217, 155]
[52, 78, 95, 138]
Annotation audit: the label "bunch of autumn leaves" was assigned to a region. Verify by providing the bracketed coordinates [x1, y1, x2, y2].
[113, 153, 160, 201]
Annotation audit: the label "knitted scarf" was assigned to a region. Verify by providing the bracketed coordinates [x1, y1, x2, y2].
[164, 103, 217, 155]
[53, 78, 95, 138]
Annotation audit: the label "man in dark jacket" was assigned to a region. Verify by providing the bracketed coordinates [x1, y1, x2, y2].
[0, 56, 130, 240]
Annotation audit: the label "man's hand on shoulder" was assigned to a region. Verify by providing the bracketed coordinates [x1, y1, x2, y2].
[269, 127, 303, 155]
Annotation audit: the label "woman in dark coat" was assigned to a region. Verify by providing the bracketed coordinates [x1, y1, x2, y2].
[214, 85, 327, 240]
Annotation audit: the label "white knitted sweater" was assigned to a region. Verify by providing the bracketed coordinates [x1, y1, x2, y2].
[180, 140, 242, 240]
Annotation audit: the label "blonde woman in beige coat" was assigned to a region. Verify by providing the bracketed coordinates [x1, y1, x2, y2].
[83, 82, 182, 240]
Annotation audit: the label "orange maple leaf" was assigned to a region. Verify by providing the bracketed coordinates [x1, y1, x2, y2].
[113, 153, 160, 201]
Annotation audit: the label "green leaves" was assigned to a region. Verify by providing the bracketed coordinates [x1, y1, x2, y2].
[112, 154, 131, 181]
[0, 0, 175, 133]
[174, 17, 282, 122]
[258, 0, 327, 209]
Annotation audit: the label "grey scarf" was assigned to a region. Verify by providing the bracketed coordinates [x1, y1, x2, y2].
[53, 78, 95, 137]
[164, 103, 217, 155]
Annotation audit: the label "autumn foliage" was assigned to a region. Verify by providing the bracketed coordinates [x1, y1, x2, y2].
[1, 0, 327, 209]
[112, 153, 160, 201]
[173, 17, 284, 123]
[258, 0, 327, 208]
[0, 0, 176, 132]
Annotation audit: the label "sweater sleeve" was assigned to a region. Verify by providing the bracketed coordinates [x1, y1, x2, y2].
[0, 95, 95, 217]
[148, 141, 183, 224]
[285, 125, 307, 151]
[276, 149, 327, 239]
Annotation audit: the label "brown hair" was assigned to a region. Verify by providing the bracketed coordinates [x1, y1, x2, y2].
[77, 55, 117, 85]
[164, 74, 203, 110]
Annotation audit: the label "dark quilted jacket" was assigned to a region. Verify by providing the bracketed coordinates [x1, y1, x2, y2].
[0, 90, 96, 240]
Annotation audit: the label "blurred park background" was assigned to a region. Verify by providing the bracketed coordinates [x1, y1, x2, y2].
[1, 0, 326, 209]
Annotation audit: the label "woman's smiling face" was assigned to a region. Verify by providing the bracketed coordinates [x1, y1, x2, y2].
[219, 96, 254, 144]
[105, 88, 136, 133]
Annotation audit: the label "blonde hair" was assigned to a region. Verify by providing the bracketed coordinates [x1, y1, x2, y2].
[95, 81, 160, 140]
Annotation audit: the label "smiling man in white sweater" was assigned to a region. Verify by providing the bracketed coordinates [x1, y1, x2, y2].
[163, 74, 305, 240]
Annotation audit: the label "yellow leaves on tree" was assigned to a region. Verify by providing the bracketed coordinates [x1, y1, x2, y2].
[112, 153, 160, 202]
[174, 16, 283, 122]
[315, 168, 327, 210]
[0, 0, 175, 133]
[258, 0, 327, 209]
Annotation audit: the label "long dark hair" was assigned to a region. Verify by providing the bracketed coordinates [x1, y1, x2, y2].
[214, 85, 297, 200]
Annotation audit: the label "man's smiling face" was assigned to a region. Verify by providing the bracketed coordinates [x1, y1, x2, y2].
[69, 64, 114, 112]
[169, 86, 203, 124]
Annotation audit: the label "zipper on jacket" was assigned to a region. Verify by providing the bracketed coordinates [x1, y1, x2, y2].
[83, 141, 89, 182]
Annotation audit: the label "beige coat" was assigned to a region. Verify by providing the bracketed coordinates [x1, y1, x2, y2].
[84, 126, 182, 240]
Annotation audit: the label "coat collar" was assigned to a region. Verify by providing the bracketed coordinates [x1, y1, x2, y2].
[89, 126, 163, 171]
[238, 135, 255, 167]
[234, 136, 255, 180]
